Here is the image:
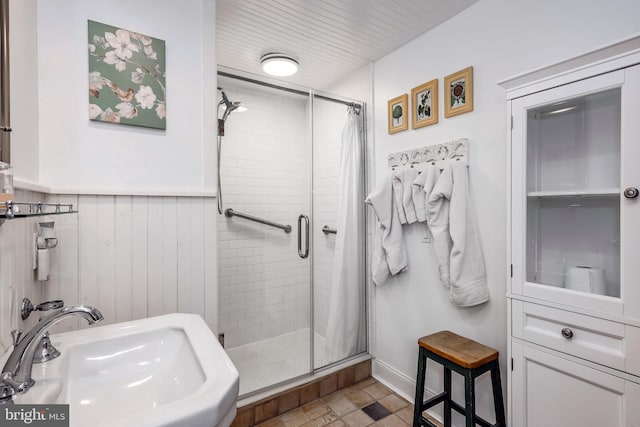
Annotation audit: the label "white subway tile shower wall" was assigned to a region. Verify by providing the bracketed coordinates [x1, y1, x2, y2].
[217, 81, 311, 348]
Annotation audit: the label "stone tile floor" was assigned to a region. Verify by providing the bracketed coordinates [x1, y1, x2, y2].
[254, 378, 442, 427]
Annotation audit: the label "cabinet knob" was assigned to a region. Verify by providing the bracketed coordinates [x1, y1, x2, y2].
[561, 328, 574, 339]
[624, 187, 639, 199]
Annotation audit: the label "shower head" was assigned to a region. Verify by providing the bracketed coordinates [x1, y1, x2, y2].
[217, 87, 246, 136]
[217, 87, 245, 123]
[221, 101, 244, 122]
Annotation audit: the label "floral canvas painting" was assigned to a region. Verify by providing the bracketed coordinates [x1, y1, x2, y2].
[88, 20, 166, 129]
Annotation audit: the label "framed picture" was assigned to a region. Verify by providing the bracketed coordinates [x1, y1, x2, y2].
[411, 79, 438, 129]
[388, 94, 409, 134]
[88, 20, 166, 129]
[444, 66, 473, 118]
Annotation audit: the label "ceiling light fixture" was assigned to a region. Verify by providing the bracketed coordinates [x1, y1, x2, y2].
[260, 53, 299, 77]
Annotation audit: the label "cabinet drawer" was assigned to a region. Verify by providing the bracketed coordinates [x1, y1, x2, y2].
[512, 301, 626, 371]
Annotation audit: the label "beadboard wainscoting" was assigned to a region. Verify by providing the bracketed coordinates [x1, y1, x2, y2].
[0, 190, 217, 354]
[0, 190, 48, 354]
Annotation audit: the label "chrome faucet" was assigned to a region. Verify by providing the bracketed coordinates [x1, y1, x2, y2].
[0, 304, 103, 403]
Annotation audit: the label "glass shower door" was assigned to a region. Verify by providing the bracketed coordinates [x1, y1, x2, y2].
[216, 74, 367, 396]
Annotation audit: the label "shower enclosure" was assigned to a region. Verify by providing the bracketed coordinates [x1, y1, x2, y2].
[216, 72, 367, 396]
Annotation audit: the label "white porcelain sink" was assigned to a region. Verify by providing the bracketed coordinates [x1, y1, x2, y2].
[5, 313, 239, 427]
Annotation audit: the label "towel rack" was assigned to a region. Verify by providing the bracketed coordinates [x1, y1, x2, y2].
[224, 208, 292, 233]
[1, 201, 77, 226]
[322, 225, 337, 235]
[388, 138, 469, 171]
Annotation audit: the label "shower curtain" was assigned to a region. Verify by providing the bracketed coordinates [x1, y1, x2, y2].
[326, 108, 365, 361]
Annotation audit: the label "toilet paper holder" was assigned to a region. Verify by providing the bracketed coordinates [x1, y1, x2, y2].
[36, 221, 58, 249]
[33, 221, 58, 281]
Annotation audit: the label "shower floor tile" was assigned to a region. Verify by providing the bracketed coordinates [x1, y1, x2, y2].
[226, 328, 333, 395]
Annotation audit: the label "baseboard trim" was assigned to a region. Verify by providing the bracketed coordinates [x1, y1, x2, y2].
[372, 358, 444, 425]
[371, 358, 417, 403]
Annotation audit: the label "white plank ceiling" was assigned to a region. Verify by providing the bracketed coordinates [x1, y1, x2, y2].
[216, 0, 478, 90]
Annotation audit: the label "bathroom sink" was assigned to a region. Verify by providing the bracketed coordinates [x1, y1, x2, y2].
[5, 313, 239, 427]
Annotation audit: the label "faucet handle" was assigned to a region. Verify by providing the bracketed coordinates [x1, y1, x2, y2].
[10, 329, 22, 347]
[21, 298, 64, 320]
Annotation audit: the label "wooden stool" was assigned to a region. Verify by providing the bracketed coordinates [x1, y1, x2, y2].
[412, 331, 506, 427]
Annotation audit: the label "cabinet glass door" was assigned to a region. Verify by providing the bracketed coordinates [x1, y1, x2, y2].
[525, 88, 621, 298]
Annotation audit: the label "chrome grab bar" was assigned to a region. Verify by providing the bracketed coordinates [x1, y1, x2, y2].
[224, 208, 292, 233]
[322, 225, 337, 235]
[298, 214, 309, 258]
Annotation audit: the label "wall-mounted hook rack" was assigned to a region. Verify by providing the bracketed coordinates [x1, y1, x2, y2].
[388, 138, 469, 171]
[0, 201, 77, 226]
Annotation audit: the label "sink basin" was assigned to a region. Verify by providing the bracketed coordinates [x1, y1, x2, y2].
[4, 313, 239, 427]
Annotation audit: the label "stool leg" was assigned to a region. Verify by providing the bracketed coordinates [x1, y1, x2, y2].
[490, 361, 506, 427]
[464, 371, 475, 427]
[443, 367, 451, 427]
[413, 347, 427, 427]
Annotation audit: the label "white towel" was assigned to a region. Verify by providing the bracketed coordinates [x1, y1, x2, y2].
[427, 161, 489, 307]
[412, 165, 441, 223]
[366, 173, 408, 285]
[427, 164, 453, 288]
[448, 161, 489, 306]
[392, 169, 419, 224]
[391, 173, 407, 224]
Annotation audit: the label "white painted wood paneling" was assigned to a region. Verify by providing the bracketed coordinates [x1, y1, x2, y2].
[203, 198, 218, 334]
[146, 197, 164, 318]
[0, 192, 217, 352]
[45, 194, 80, 333]
[114, 196, 133, 323]
[77, 196, 99, 329]
[96, 196, 116, 326]
[161, 198, 178, 316]
[216, 0, 478, 89]
[131, 197, 149, 320]
[69, 194, 214, 328]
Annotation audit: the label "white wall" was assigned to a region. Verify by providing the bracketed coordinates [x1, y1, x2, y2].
[1, 0, 218, 354]
[216, 79, 311, 348]
[9, 0, 39, 183]
[372, 0, 640, 424]
[32, 0, 216, 193]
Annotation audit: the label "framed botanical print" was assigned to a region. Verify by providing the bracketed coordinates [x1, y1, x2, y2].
[444, 66, 473, 118]
[388, 94, 409, 134]
[411, 79, 438, 129]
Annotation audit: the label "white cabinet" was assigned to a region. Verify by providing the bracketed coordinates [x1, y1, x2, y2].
[511, 341, 640, 427]
[501, 36, 640, 426]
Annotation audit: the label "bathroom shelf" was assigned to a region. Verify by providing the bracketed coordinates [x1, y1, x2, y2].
[0, 201, 77, 225]
[527, 188, 620, 198]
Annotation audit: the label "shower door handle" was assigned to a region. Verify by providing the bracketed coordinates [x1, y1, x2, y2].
[298, 214, 310, 259]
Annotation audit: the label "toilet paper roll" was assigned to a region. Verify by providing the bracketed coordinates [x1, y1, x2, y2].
[565, 266, 605, 295]
[588, 268, 606, 295]
[37, 248, 50, 282]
